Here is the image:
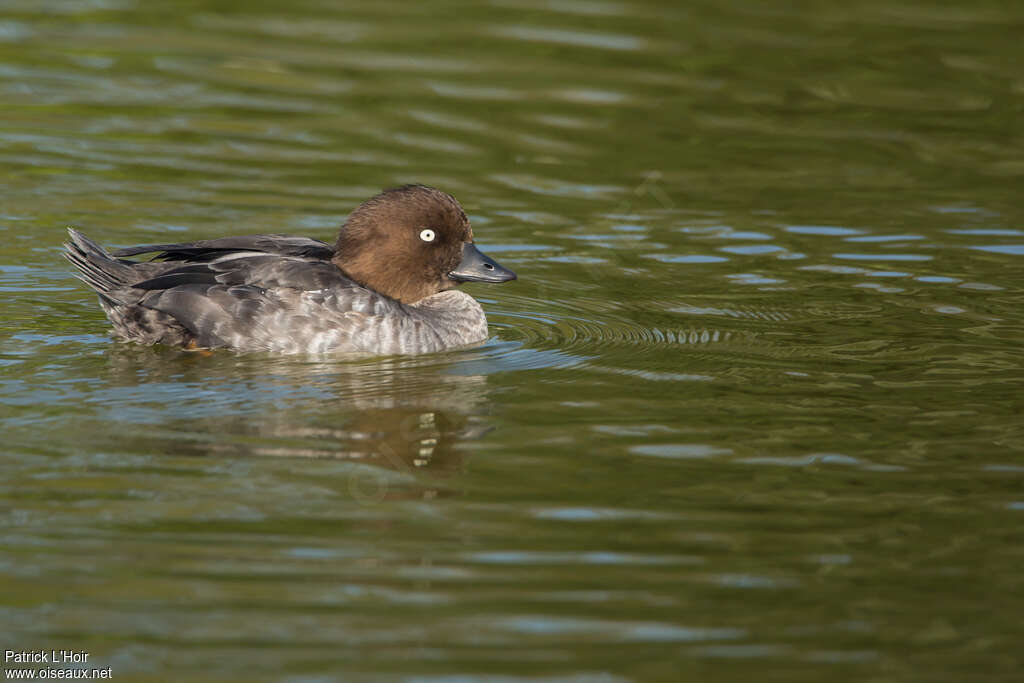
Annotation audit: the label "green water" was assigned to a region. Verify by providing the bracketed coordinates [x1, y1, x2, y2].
[2, 1, 1023, 681]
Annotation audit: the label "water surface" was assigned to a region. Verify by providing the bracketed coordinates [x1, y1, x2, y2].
[2, 1, 1023, 681]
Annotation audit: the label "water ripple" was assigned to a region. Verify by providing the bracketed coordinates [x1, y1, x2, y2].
[492, 300, 732, 357]
[492, 25, 645, 51]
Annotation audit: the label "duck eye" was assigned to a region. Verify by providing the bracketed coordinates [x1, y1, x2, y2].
[419, 229, 436, 242]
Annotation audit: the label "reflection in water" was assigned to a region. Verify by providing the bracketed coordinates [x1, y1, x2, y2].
[101, 344, 493, 487]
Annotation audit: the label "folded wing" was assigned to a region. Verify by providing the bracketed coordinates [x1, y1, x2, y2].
[66, 229, 395, 351]
[111, 234, 334, 262]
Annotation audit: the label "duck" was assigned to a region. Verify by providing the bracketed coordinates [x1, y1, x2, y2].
[64, 184, 516, 355]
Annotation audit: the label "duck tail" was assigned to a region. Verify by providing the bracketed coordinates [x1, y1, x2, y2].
[63, 228, 135, 300]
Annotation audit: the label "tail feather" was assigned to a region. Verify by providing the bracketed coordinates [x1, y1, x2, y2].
[64, 228, 135, 297]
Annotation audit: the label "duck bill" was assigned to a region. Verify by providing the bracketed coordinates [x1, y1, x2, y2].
[449, 242, 517, 283]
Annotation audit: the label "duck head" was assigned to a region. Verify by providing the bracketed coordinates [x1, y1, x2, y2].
[332, 184, 516, 304]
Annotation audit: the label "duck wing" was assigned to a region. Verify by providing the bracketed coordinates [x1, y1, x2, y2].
[131, 252, 349, 292]
[67, 229, 392, 351]
[111, 234, 334, 262]
[130, 253, 395, 351]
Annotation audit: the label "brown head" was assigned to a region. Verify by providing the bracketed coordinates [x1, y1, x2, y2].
[332, 185, 516, 303]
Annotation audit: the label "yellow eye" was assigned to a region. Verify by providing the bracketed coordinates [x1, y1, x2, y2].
[419, 229, 436, 242]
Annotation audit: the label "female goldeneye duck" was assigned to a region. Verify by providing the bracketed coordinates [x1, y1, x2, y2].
[64, 184, 516, 355]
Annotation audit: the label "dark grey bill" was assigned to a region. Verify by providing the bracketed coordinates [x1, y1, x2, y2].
[449, 242, 517, 283]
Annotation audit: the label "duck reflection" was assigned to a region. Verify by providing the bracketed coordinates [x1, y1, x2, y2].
[101, 343, 494, 479]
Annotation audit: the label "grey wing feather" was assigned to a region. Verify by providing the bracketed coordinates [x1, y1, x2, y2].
[138, 284, 269, 349]
[130, 254, 353, 291]
[111, 234, 334, 262]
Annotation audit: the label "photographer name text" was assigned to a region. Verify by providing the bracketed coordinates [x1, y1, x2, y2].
[6, 652, 90, 665]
